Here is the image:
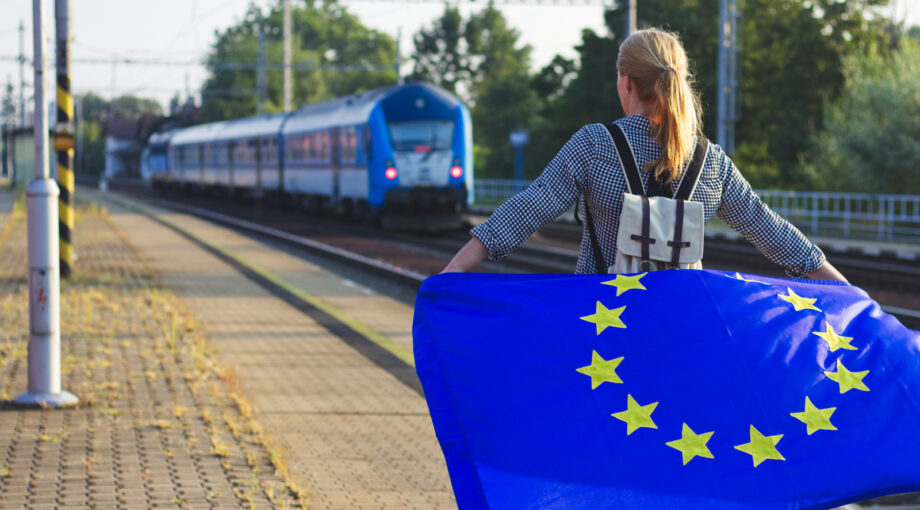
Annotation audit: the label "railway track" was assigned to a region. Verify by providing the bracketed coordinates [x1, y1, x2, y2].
[99, 182, 920, 329]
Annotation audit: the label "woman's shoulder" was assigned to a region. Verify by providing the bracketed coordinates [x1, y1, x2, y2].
[701, 139, 732, 172]
[568, 117, 650, 143]
[557, 124, 608, 156]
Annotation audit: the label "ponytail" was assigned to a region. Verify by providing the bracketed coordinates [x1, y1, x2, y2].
[617, 29, 702, 183]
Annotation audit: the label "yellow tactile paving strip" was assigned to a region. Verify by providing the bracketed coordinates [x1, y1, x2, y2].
[87, 190, 455, 509]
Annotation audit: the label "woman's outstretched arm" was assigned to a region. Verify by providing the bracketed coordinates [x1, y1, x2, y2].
[807, 261, 847, 282]
[441, 237, 489, 273]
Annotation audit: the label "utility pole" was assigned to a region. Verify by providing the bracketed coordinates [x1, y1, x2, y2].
[110, 56, 117, 118]
[75, 95, 83, 174]
[55, 0, 75, 280]
[19, 20, 26, 127]
[257, 24, 267, 116]
[282, 0, 292, 112]
[1, 80, 10, 179]
[14, 0, 78, 408]
[717, 0, 740, 154]
[396, 27, 403, 85]
[624, 0, 636, 38]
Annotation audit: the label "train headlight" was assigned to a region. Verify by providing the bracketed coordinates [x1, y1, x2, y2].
[385, 167, 398, 180]
[450, 165, 463, 179]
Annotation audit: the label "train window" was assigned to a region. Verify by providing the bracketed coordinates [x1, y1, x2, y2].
[388, 121, 454, 152]
[247, 140, 259, 163]
[340, 127, 357, 165]
[286, 135, 305, 163]
[233, 140, 248, 164]
[262, 138, 277, 163]
[216, 143, 229, 167]
[288, 131, 335, 165]
[307, 133, 317, 161]
[320, 132, 330, 162]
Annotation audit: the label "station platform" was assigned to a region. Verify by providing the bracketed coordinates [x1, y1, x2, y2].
[0, 185, 454, 509]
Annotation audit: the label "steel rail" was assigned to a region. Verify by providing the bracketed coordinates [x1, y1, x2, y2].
[134, 194, 429, 286]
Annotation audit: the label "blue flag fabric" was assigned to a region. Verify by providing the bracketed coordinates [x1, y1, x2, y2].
[413, 270, 920, 510]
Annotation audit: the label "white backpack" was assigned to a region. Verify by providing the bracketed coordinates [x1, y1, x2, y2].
[582, 123, 709, 274]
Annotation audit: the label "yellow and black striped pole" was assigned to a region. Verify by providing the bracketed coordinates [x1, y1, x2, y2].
[55, 0, 73, 279]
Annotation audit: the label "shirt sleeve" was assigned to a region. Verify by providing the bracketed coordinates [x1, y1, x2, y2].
[470, 126, 594, 261]
[715, 151, 826, 278]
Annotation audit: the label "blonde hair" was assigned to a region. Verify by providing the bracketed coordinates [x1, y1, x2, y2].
[617, 28, 702, 183]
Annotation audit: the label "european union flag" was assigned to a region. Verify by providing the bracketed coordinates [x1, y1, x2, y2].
[413, 270, 920, 509]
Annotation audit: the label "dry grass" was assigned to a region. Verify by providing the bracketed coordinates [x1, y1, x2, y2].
[0, 201, 309, 509]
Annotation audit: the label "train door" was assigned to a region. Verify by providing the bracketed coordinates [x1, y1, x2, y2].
[254, 138, 263, 196]
[331, 127, 340, 210]
[277, 134, 285, 195]
[227, 141, 235, 196]
[176, 146, 183, 185]
[198, 144, 205, 187]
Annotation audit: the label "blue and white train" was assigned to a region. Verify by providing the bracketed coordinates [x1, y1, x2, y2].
[148, 82, 473, 226]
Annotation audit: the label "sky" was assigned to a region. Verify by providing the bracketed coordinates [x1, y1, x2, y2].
[0, 0, 918, 114]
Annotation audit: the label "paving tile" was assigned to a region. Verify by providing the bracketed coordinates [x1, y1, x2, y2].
[87, 189, 456, 508]
[0, 194, 299, 509]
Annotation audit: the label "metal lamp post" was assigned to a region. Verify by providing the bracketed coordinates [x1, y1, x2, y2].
[14, 0, 78, 408]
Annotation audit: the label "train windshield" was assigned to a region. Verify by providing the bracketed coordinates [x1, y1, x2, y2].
[388, 121, 454, 151]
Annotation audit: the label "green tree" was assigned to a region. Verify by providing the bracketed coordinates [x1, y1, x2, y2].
[467, 5, 536, 177]
[410, 3, 537, 178]
[529, 0, 890, 188]
[80, 92, 162, 122]
[289, 0, 397, 97]
[408, 6, 469, 97]
[409, 3, 533, 102]
[532, 55, 576, 101]
[201, 1, 396, 122]
[74, 92, 163, 175]
[805, 41, 920, 194]
[733, 0, 890, 188]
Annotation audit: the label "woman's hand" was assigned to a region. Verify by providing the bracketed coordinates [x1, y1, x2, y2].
[441, 237, 489, 273]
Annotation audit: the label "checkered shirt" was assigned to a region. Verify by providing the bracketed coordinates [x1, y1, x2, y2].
[471, 115, 826, 277]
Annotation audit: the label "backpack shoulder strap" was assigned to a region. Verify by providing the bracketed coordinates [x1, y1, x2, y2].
[604, 123, 645, 196]
[580, 196, 608, 274]
[674, 136, 709, 200]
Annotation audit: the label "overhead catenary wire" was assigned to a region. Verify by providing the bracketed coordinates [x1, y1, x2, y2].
[0, 54, 395, 72]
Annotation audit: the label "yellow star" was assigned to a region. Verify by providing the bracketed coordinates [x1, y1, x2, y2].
[576, 351, 624, 389]
[778, 287, 822, 312]
[813, 321, 857, 352]
[734, 425, 784, 467]
[601, 272, 647, 297]
[580, 301, 627, 335]
[611, 394, 658, 435]
[665, 423, 715, 465]
[790, 396, 837, 435]
[734, 272, 764, 284]
[825, 359, 869, 393]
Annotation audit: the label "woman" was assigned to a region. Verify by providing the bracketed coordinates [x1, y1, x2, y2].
[443, 28, 846, 282]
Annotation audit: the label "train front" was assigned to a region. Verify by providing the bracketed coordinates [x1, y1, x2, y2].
[369, 82, 473, 229]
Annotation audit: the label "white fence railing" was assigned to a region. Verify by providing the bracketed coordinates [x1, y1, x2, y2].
[474, 179, 920, 243]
